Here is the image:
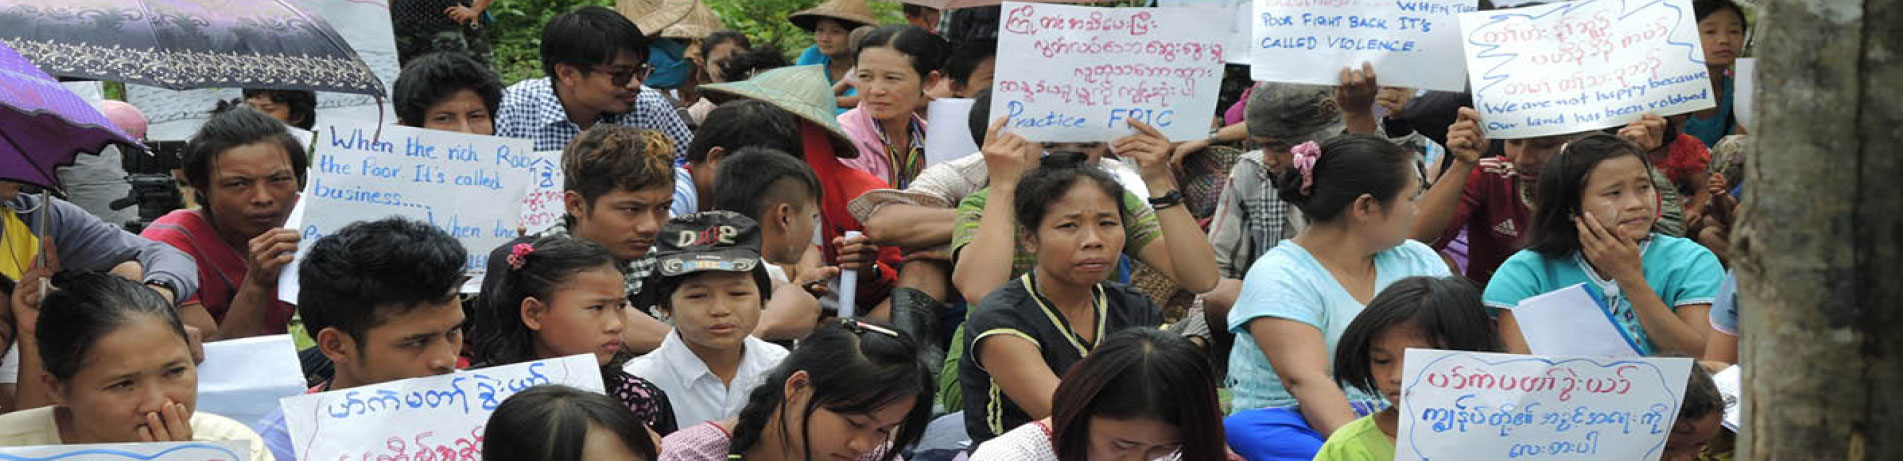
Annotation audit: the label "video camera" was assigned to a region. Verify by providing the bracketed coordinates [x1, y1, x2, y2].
[109, 140, 185, 233]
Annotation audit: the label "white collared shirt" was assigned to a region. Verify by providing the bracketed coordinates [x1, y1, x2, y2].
[624, 331, 790, 428]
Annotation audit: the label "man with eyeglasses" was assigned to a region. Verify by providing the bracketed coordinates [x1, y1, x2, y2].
[495, 6, 694, 160]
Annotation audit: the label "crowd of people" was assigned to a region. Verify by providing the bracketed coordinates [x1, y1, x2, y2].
[0, 0, 1757, 459]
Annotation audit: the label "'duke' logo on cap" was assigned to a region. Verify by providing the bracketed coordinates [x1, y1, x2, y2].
[675, 225, 739, 248]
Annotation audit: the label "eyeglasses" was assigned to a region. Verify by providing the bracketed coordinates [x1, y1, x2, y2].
[591, 64, 655, 86]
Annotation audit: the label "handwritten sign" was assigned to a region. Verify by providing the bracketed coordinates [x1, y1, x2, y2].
[518, 151, 567, 236]
[1398, 349, 1694, 461]
[1249, 0, 1476, 91]
[1459, 0, 1716, 139]
[277, 123, 535, 303]
[990, 2, 1228, 143]
[280, 354, 604, 460]
[0, 441, 250, 461]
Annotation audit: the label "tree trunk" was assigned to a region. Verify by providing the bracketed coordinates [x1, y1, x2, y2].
[1737, 0, 1901, 455]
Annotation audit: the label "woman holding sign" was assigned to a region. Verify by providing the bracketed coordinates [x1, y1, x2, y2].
[0, 271, 267, 459]
[837, 25, 949, 189]
[1223, 135, 1449, 461]
[1483, 135, 1723, 357]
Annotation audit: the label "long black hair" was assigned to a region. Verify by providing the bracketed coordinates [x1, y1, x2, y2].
[38, 271, 190, 381]
[1013, 153, 1130, 234]
[483, 385, 658, 460]
[1276, 134, 1418, 223]
[1524, 133, 1655, 257]
[728, 320, 935, 460]
[1050, 328, 1226, 461]
[474, 235, 621, 366]
[854, 24, 949, 79]
[1334, 276, 1502, 396]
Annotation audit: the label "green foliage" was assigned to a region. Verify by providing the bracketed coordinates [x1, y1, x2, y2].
[488, 0, 901, 85]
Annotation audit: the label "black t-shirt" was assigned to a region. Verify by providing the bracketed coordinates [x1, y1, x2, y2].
[959, 273, 1162, 446]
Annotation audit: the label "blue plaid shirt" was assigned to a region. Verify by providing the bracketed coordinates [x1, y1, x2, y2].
[495, 77, 694, 159]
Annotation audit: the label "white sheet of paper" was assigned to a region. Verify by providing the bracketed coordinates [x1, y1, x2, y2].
[1159, 0, 1254, 64]
[1712, 365, 1741, 431]
[275, 194, 309, 304]
[990, 2, 1230, 143]
[924, 98, 981, 168]
[1459, 0, 1718, 139]
[0, 441, 250, 460]
[518, 151, 567, 237]
[196, 335, 306, 428]
[275, 123, 536, 303]
[127, 0, 399, 141]
[1250, 0, 1477, 91]
[1397, 349, 1694, 461]
[281, 354, 604, 460]
[1510, 283, 1642, 358]
[1732, 58, 1756, 133]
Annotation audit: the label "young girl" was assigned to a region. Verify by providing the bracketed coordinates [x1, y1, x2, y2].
[958, 147, 1215, 446]
[1225, 135, 1449, 461]
[0, 271, 266, 458]
[971, 328, 1228, 461]
[1486, 134, 1724, 357]
[1685, 0, 1749, 147]
[476, 235, 678, 435]
[1313, 276, 1503, 460]
[485, 385, 660, 461]
[659, 319, 934, 460]
[624, 212, 790, 429]
[789, 0, 879, 113]
[838, 24, 949, 188]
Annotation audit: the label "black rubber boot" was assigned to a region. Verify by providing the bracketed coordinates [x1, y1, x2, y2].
[889, 287, 946, 374]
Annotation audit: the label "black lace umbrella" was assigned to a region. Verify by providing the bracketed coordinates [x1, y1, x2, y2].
[0, 0, 385, 97]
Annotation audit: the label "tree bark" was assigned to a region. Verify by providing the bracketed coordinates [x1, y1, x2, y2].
[1737, 0, 1901, 456]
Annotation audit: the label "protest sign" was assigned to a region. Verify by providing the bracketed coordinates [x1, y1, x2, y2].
[197, 335, 307, 427]
[519, 151, 568, 236]
[1159, 0, 1254, 65]
[128, 0, 399, 141]
[1509, 283, 1642, 358]
[0, 441, 250, 461]
[990, 2, 1228, 143]
[1398, 349, 1695, 461]
[276, 123, 536, 303]
[281, 354, 604, 460]
[1249, 0, 1476, 91]
[1459, 0, 1716, 139]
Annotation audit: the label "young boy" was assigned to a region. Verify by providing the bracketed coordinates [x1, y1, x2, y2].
[711, 147, 827, 340]
[1663, 365, 1726, 461]
[623, 211, 790, 429]
[254, 218, 470, 460]
[480, 124, 677, 354]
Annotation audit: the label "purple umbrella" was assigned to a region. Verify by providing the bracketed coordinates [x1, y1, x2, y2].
[0, 0, 384, 97]
[0, 41, 140, 192]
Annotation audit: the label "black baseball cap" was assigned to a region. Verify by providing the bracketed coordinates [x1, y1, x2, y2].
[651, 211, 762, 277]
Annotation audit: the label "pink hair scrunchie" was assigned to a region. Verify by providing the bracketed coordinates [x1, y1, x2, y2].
[1291, 141, 1323, 196]
[507, 243, 535, 270]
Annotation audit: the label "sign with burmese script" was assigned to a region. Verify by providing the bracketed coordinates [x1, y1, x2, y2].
[1250, 0, 1477, 91]
[1397, 349, 1694, 461]
[280, 355, 603, 460]
[0, 441, 250, 460]
[1459, 0, 1715, 138]
[990, 2, 1228, 143]
[287, 123, 536, 297]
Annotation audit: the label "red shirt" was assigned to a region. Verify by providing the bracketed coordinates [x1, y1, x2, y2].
[801, 123, 900, 311]
[141, 209, 297, 333]
[1432, 157, 1532, 285]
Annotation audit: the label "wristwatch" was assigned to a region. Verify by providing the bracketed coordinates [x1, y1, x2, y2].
[145, 279, 179, 302]
[1148, 190, 1184, 210]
